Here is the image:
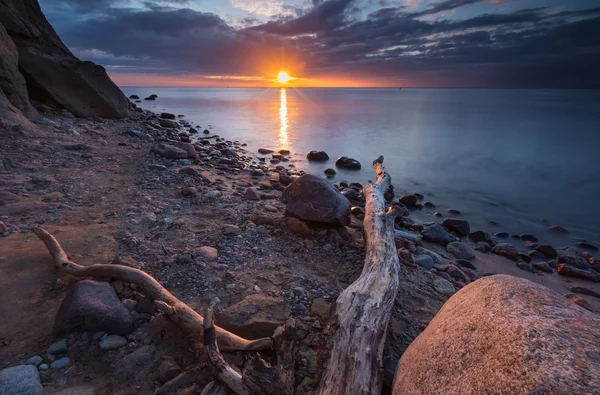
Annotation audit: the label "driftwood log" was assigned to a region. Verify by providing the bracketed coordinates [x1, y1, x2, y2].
[316, 156, 401, 395]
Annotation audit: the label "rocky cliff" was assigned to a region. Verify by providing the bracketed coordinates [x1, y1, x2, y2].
[0, 0, 128, 125]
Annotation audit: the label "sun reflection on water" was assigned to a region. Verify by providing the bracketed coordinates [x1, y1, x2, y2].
[279, 88, 288, 148]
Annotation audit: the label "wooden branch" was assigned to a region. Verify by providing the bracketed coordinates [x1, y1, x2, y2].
[31, 227, 272, 352]
[316, 155, 401, 395]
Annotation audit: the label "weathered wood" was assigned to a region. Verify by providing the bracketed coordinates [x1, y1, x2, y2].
[316, 156, 402, 395]
[31, 226, 272, 352]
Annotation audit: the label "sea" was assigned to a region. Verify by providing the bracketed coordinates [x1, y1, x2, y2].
[121, 87, 600, 251]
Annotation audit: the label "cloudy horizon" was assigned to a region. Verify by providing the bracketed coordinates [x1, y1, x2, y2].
[40, 0, 600, 88]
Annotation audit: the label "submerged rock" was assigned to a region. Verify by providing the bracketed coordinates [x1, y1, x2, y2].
[549, 225, 569, 233]
[399, 195, 418, 207]
[491, 243, 519, 261]
[442, 218, 470, 237]
[422, 224, 457, 246]
[306, 150, 329, 161]
[335, 156, 361, 169]
[282, 174, 350, 226]
[394, 275, 600, 394]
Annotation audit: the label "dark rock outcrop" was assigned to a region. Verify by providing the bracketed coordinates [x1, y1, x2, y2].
[394, 275, 600, 394]
[306, 150, 329, 161]
[0, 0, 128, 119]
[335, 156, 361, 169]
[282, 174, 351, 226]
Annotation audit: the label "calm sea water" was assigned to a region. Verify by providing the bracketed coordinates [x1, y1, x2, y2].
[122, 87, 600, 250]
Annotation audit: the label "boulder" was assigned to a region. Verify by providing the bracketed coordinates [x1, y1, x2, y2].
[335, 156, 361, 169]
[258, 148, 274, 154]
[306, 150, 329, 161]
[160, 112, 176, 119]
[53, 280, 134, 336]
[0, 0, 128, 118]
[0, 365, 42, 395]
[394, 275, 600, 394]
[115, 345, 156, 381]
[399, 195, 418, 207]
[159, 119, 179, 129]
[151, 144, 188, 160]
[468, 230, 493, 244]
[282, 174, 350, 226]
[446, 242, 475, 260]
[280, 217, 311, 238]
[491, 243, 519, 261]
[129, 95, 139, 99]
[558, 249, 592, 270]
[172, 142, 197, 158]
[442, 218, 470, 237]
[341, 188, 359, 201]
[421, 224, 457, 246]
[534, 244, 557, 258]
[215, 294, 290, 339]
[324, 168, 337, 176]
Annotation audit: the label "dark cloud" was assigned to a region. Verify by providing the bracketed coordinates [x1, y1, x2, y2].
[39, 0, 600, 87]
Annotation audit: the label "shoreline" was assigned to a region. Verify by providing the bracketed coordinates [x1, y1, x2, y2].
[1, 106, 599, 394]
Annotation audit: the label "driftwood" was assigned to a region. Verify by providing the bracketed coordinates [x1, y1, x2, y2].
[317, 156, 401, 395]
[558, 264, 600, 282]
[31, 227, 271, 352]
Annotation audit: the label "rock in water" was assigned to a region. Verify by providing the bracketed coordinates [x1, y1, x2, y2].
[306, 151, 329, 161]
[215, 295, 290, 339]
[282, 174, 351, 226]
[421, 224, 457, 246]
[446, 242, 475, 260]
[442, 218, 470, 237]
[0, 365, 43, 395]
[335, 156, 361, 169]
[53, 280, 134, 336]
[0, 0, 128, 118]
[394, 275, 600, 394]
[491, 243, 519, 261]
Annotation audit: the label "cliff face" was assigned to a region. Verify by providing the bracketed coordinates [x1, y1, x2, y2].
[0, 0, 128, 123]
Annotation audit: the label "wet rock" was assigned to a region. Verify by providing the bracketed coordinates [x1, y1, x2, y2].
[53, 280, 134, 336]
[341, 188, 359, 201]
[558, 249, 592, 270]
[244, 187, 261, 200]
[50, 357, 70, 369]
[494, 232, 509, 238]
[442, 218, 470, 237]
[455, 259, 476, 270]
[432, 276, 455, 296]
[129, 95, 139, 99]
[415, 255, 435, 270]
[520, 234, 538, 242]
[99, 335, 128, 350]
[258, 148, 274, 154]
[491, 243, 519, 261]
[196, 246, 218, 262]
[306, 150, 329, 161]
[533, 261, 553, 273]
[468, 230, 493, 244]
[151, 144, 187, 160]
[447, 209, 462, 215]
[160, 112, 176, 120]
[534, 244, 557, 258]
[280, 217, 311, 238]
[282, 174, 350, 226]
[351, 206, 365, 217]
[222, 224, 241, 236]
[159, 119, 179, 129]
[549, 225, 569, 233]
[181, 187, 197, 197]
[215, 295, 290, 339]
[0, 365, 42, 395]
[528, 250, 546, 261]
[446, 242, 475, 260]
[250, 169, 264, 177]
[423, 201, 435, 208]
[516, 261, 534, 272]
[324, 168, 337, 176]
[335, 156, 361, 170]
[473, 242, 490, 253]
[394, 275, 600, 395]
[421, 224, 457, 246]
[399, 195, 418, 207]
[115, 345, 156, 381]
[48, 339, 68, 354]
[577, 242, 598, 252]
[26, 356, 43, 367]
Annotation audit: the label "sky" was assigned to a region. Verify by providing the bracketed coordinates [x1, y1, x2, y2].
[39, 0, 600, 87]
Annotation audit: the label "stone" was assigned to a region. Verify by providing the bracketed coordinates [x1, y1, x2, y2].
[399, 195, 418, 207]
[533, 261, 553, 273]
[394, 275, 600, 394]
[244, 187, 261, 200]
[38, 364, 48, 371]
[26, 356, 43, 367]
[115, 345, 156, 381]
[53, 280, 134, 336]
[172, 142, 197, 158]
[520, 234, 538, 242]
[258, 148, 274, 154]
[281, 217, 311, 238]
[423, 201, 435, 208]
[196, 246, 218, 262]
[306, 150, 329, 161]
[203, 190, 222, 199]
[151, 144, 188, 160]
[432, 276, 455, 296]
[442, 218, 470, 237]
[310, 298, 332, 321]
[341, 188, 359, 201]
[0, 365, 42, 395]
[99, 335, 128, 350]
[48, 339, 68, 354]
[446, 242, 475, 260]
[181, 187, 197, 197]
[335, 156, 361, 169]
[415, 255, 435, 270]
[129, 95, 139, 99]
[215, 294, 290, 339]
[421, 224, 457, 246]
[50, 357, 70, 369]
[160, 112, 176, 119]
[282, 174, 351, 226]
[159, 119, 179, 129]
[549, 225, 569, 233]
[179, 167, 199, 176]
[491, 243, 519, 261]
[251, 169, 264, 177]
[468, 230, 493, 244]
[564, 293, 594, 312]
[324, 168, 337, 176]
[577, 242, 599, 252]
[534, 244, 558, 258]
[155, 360, 182, 383]
[558, 250, 592, 270]
[473, 241, 490, 253]
[528, 250, 546, 261]
[222, 224, 241, 236]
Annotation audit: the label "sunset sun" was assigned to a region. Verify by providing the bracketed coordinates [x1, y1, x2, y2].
[277, 71, 290, 83]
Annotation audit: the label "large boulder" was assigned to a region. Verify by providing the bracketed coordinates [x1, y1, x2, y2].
[53, 280, 134, 336]
[394, 275, 600, 394]
[0, 0, 128, 118]
[306, 150, 329, 161]
[282, 174, 351, 226]
[0, 365, 43, 395]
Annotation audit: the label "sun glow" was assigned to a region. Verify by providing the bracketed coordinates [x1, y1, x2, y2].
[277, 71, 290, 83]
